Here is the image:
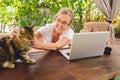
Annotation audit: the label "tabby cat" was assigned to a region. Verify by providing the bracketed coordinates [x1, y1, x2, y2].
[0, 25, 36, 68]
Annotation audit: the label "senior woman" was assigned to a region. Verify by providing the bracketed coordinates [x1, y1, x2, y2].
[32, 8, 74, 50]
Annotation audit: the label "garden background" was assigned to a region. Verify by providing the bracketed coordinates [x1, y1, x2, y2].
[0, 0, 120, 38]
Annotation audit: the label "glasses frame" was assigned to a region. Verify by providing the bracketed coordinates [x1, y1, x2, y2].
[56, 18, 71, 26]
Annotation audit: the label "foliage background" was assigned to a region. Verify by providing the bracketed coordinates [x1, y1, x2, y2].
[0, 0, 120, 38]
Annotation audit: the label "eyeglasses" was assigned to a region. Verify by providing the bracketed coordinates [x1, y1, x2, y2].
[56, 18, 70, 26]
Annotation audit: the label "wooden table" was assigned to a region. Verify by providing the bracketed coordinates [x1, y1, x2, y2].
[0, 48, 120, 80]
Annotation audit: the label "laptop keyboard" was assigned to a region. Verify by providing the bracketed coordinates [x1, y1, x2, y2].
[65, 52, 70, 56]
[59, 49, 70, 57]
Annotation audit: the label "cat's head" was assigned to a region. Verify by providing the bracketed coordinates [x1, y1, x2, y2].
[16, 25, 35, 41]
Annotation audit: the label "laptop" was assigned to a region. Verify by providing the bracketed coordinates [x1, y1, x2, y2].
[59, 31, 109, 60]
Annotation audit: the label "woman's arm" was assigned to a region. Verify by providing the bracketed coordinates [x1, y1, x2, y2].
[32, 36, 70, 50]
[34, 31, 42, 39]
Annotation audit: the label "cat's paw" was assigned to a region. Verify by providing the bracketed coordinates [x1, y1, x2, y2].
[2, 61, 15, 68]
[25, 58, 36, 64]
[22, 55, 36, 64]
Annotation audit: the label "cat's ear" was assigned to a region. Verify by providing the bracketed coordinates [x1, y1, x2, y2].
[30, 24, 35, 29]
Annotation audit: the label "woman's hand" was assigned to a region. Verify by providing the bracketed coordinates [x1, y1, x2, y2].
[11, 28, 18, 36]
[31, 39, 43, 49]
[9, 28, 18, 39]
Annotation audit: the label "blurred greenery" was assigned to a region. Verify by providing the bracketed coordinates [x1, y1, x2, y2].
[0, 0, 120, 37]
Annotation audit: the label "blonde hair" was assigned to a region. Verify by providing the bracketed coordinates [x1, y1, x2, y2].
[55, 8, 74, 24]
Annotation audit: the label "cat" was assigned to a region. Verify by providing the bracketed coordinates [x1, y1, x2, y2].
[0, 25, 36, 68]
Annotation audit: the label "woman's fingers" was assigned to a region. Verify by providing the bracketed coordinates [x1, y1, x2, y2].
[32, 40, 38, 47]
[31, 39, 43, 49]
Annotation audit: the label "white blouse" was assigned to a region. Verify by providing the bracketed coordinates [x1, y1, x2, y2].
[37, 23, 74, 43]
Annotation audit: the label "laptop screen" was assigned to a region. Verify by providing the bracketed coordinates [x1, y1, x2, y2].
[59, 31, 109, 60]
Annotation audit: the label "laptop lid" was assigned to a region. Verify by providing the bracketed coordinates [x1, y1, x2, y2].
[59, 31, 109, 60]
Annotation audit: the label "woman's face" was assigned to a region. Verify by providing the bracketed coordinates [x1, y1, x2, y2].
[55, 14, 71, 33]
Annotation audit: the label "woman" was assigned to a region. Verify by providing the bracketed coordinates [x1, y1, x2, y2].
[32, 8, 74, 50]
